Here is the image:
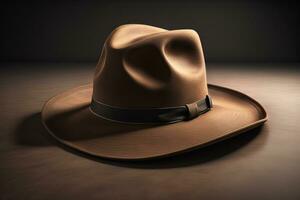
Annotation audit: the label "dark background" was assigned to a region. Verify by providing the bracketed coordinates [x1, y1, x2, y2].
[1, 1, 300, 200]
[1, 0, 299, 63]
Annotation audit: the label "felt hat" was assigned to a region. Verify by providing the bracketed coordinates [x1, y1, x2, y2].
[42, 24, 267, 160]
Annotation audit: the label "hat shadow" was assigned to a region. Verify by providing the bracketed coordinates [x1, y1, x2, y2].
[14, 112, 268, 169]
[14, 113, 52, 146]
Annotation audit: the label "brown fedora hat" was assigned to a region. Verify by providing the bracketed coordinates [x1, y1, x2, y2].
[42, 24, 267, 160]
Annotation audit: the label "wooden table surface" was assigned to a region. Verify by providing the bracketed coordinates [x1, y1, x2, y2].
[1, 62, 299, 200]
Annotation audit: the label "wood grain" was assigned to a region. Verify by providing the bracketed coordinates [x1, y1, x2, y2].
[1, 62, 300, 200]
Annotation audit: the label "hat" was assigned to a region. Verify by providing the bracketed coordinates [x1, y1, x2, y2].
[42, 24, 267, 160]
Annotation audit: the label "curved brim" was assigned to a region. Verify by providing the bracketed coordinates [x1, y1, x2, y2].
[42, 84, 267, 160]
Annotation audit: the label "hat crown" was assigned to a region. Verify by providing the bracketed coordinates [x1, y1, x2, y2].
[93, 24, 208, 108]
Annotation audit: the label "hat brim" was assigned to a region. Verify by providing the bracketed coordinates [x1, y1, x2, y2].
[41, 84, 267, 160]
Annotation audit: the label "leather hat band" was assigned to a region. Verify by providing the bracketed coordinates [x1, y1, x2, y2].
[90, 95, 213, 124]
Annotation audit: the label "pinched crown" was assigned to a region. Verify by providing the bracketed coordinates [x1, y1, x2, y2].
[93, 24, 208, 108]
